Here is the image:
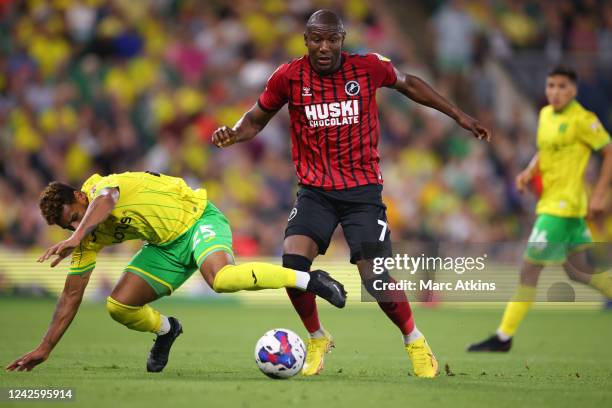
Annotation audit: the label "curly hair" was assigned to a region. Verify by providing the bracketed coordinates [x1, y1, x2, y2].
[39, 182, 78, 225]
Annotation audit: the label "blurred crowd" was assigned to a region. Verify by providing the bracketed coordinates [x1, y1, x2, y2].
[428, 0, 612, 126]
[421, 0, 612, 246]
[0, 0, 610, 258]
[430, 0, 612, 64]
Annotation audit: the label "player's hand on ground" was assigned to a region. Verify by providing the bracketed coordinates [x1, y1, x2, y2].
[587, 191, 606, 220]
[515, 170, 533, 193]
[38, 235, 81, 267]
[456, 113, 491, 142]
[212, 126, 237, 148]
[6, 348, 49, 372]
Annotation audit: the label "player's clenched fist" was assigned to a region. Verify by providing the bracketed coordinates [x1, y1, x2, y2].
[212, 126, 237, 148]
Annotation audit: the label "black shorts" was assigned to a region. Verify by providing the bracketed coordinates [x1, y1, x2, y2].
[284, 184, 392, 264]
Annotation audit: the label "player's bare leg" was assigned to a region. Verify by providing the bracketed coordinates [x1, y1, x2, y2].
[469, 261, 543, 352]
[109, 272, 183, 372]
[283, 235, 319, 260]
[283, 235, 334, 376]
[198, 250, 345, 307]
[565, 250, 612, 298]
[110, 272, 159, 306]
[358, 259, 438, 378]
[199, 251, 235, 288]
[282, 236, 321, 330]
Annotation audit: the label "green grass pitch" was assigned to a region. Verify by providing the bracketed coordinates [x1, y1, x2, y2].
[1, 298, 611, 408]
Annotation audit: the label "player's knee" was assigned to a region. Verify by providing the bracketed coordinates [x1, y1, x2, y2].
[210, 283, 223, 294]
[282, 254, 312, 271]
[210, 264, 234, 293]
[283, 235, 319, 260]
[357, 241, 392, 265]
[562, 263, 581, 282]
[200, 251, 234, 289]
[105, 297, 160, 333]
[362, 273, 390, 300]
[106, 296, 134, 326]
[564, 269, 582, 282]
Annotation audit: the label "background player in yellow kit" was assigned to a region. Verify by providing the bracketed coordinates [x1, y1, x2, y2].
[6, 171, 346, 372]
[469, 66, 612, 352]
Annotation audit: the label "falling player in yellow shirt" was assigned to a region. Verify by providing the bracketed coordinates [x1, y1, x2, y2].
[469, 66, 612, 352]
[6, 171, 346, 372]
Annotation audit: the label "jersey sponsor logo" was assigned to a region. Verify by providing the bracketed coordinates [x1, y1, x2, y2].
[304, 100, 360, 128]
[288, 207, 297, 221]
[344, 80, 360, 96]
[112, 216, 132, 243]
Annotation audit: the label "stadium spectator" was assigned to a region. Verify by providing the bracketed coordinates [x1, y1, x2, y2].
[1, 0, 611, 256]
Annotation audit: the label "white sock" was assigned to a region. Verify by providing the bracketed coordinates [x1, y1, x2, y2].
[403, 327, 423, 344]
[496, 329, 511, 342]
[294, 270, 311, 290]
[308, 327, 326, 339]
[156, 315, 171, 335]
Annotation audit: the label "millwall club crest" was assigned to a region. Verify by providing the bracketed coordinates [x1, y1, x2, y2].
[345, 81, 360, 96]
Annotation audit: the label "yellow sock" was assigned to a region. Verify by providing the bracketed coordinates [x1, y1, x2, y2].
[106, 297, 162, 333]
[498, 285, 537, 337]
[212, 262, 299, 293]
[589, 272, 612, 298]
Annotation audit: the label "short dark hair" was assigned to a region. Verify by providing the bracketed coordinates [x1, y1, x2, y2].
[39, 182, 78, 225]
[547, 65, 578, 83]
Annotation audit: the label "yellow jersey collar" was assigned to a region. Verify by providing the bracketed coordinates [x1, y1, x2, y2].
[81, 173, 103, 200]
[553, 99, 578, 116]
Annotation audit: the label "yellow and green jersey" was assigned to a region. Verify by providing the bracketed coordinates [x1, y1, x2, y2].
[69, 172, 207, 275]
[536, 100, 610, 218]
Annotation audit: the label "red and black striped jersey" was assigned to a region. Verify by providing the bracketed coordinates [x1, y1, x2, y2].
[257, 52, 397, 190]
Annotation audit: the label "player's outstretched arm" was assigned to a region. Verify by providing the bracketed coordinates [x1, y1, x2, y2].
[516, 153, 539, 193]
[212, 103, 277, 148]
[5, 272, 92, 372]
[38, 188, 118, 267]
[392, 69, 491, 142]
[588, 143, 612, 219]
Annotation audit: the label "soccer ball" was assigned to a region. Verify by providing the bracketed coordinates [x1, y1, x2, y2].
[254, 328, 306, 379]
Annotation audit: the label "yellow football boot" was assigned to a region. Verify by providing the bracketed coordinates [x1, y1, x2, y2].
[302, 330, 334, 376]
[405, 337, 438, 378]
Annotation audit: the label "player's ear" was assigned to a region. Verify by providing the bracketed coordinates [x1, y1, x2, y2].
[570, 83, 578, 98]
[303, 32, 308, 46]
[75, 191, 87, 204]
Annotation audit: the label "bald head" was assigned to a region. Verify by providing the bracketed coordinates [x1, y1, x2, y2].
[304, 9, 346, 74]
[306, 9, 345, 34]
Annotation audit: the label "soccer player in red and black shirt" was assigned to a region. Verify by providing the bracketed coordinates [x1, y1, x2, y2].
[212, 10, 491, 378]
